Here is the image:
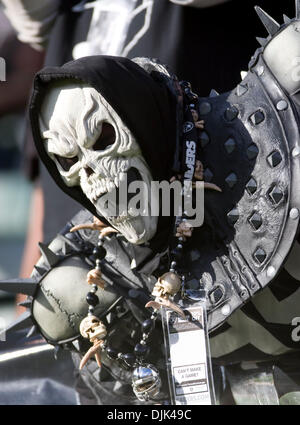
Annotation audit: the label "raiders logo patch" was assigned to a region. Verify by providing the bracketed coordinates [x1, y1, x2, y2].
[183, 122, 194, 133]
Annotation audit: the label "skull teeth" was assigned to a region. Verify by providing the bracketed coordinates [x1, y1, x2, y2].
[81, 161, 130, 204]
[109, 214, 132, 225]
[84, 177, 119, 203]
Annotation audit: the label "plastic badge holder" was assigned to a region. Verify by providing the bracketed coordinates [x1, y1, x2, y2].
[162, 290, 215, 405]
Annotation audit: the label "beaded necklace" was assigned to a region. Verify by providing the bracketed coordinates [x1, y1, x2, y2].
[72, 80, 221, 402]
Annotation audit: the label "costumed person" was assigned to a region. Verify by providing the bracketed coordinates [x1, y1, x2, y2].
[2, 0, 292, 245]
[1, 0, 245, 321]
[0, 0, 263, 404]
[2, 0, 300, 406]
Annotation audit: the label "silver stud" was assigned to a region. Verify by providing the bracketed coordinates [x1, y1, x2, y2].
[224, 138, 236, 154]
[221, 304, 231, 316]
[269, 186, 284, 205]
[254, 247, 267, 264]
[247, 144, 259, 160]
[225, 106, 239, 121]
[246, 177, 258, 195]
[227, 208, 239, 226]
[225, 173, 238, 189]
[267, 151, 282, 168]
[249, 212, 263, 230]
[250, 110, 265, 125]
[276, 100, 288, 111]
[267, 266, 276, 278]
[257, 65, 264, 76]
[237, 83, 248, 97]
[210, 89, 219, 97]
[292, 147, 300, 158]
[290, 208, 299, 220]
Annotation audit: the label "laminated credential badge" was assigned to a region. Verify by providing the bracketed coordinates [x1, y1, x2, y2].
[162, 303, 215, 405]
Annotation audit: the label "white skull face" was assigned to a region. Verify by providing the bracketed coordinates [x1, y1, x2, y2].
[39, 81, 158, 244]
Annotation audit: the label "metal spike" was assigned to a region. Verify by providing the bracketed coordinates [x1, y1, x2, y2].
[54, 345, 62, 360]
[62, 241, 72, 256]
[34, 265, 47, 277]
[241, 71, 248, 81]
[0, 311, 33, 339]
[209, 89, 219, 98]
[17, 299, 32, 309]
[26, 325, 38, 338]
[38, 242, 60, 268]
[0, 277, 37, 296]
[72, 340, 80, 351]
[237, 83, 248, 97]
[283, 14, 292, 24]
[256, 37, 268, 47]
[255, 6, 281, 36]
[297, 0, 300, 19]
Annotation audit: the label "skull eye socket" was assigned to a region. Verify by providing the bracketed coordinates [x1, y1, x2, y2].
[54, 154, 79, 171]
[93, 122, 115, 151]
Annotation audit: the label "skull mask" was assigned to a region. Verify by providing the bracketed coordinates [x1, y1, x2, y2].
[39, 81, 158, 245]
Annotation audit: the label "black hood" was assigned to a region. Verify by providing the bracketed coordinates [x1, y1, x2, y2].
[29, 55, 178, 223]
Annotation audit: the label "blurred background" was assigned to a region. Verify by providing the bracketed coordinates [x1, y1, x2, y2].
[0, 9, 43, 329]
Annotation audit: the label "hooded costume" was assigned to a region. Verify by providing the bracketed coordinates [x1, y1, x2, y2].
[2, 2, 300, 405]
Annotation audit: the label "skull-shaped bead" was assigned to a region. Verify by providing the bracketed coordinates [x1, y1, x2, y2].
[79, 315, 107, 342]
[151, 272, 182, 298]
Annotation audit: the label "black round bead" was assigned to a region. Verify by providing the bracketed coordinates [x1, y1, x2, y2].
[186, 91, 198, 102]
[134, 343, 150, 359]
[123, 353, 136, 367]
[141, 319, 155, 334]
[86, 292, 99, 306]
[181, 81, 192, 90]
[92, 246, 107, 260]
[106, 346, 119, 360]
[171, 247, 183, 262]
